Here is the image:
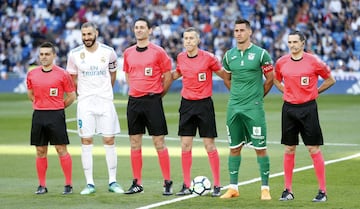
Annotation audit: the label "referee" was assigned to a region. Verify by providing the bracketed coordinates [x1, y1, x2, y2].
[26, 42, 76, 195]
[274, 30, 336, 202]
[172, 27, 225, 197]
[123, 17, 173, 195]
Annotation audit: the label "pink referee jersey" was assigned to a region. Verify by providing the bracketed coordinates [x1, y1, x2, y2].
[27, 65, 75, 110]
[275, 52, 332, 104]
[123, 43, 171, 97]
[176, 49, 221, 100]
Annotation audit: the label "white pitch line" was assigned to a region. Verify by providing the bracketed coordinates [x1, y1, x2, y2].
[66, 129, 359, 147]
[66, 117, 359, 147]
[136, 152, 360, 209]
[66, 121, 359, 207]
[66, 118, 77, 122]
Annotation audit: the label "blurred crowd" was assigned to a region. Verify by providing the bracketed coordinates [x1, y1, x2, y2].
[1, 0, 360, 80]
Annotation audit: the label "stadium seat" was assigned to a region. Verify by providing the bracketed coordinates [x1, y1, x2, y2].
[268, 0, 278, 9]
[355, 39, 360, 51]
[239, 3, 254, 20]
[332, 32, 344, 45]
[352, 50, 360, 59]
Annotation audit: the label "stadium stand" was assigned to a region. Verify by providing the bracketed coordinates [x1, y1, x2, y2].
[0, 0, 359, 82]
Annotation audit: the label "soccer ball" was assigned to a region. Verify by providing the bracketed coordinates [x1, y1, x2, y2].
[190, 176, 211, 196]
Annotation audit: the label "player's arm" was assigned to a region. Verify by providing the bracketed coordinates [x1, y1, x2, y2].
[70, 74, 78, 93]
[64, 91, 76, 108]
[318, 75, 336, 94]
[261, 60, 274, 97]
[223, 70, 231, 90]
[222, 52, 231, 90]
[273, 62, 284, 93]
[214, 68, 226, 80]
[125, 72, 129, 85]
[162, 71, 172, 97]
[263, 70, 274, 97]
[110, 71, 116, 87]
[172, 70, 182, 80]
[273, 78, 284, 93]
[27, 89, 34, 102]
[109, 50, 118, 87]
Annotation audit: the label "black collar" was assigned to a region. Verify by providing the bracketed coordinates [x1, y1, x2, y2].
[136, 46, 148, 52]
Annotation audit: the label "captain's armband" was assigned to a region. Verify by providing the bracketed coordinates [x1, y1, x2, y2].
[109, 61, 118, 70]
[261, 64, 274, 74]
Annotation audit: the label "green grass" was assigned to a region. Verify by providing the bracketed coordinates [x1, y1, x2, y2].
[0, 93, 359, 209]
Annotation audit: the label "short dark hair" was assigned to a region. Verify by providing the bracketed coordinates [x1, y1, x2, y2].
[81, 22, 98, 30]
[184, 27, 199, 33]
[39, 42, 56, 54]
[134, 17, 152, 29]
[183, 27, 200, 38]
[289, 30, 306, 42]
[235, 18, 251, 29]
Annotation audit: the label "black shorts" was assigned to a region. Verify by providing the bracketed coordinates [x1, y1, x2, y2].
[178, 97, 217, 138]
[127, 94, 168, 136]
[31, 110, 70, 146]
[281, 100, 323, 146]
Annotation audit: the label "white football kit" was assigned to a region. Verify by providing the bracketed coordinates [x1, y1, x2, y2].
[67, 42, 120, 137]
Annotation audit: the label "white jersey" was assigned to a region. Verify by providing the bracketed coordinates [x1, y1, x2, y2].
[67, 42, 118, 101]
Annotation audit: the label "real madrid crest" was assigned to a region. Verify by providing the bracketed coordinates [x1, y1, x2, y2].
[80, 52, 85, 60]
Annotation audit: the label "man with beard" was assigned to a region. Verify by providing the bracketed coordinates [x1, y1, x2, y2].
[220, 19, 273, 200]
[66, 22, 124, 195]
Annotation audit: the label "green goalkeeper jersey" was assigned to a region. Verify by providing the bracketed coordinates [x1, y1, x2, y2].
[222, 43, 273, 109]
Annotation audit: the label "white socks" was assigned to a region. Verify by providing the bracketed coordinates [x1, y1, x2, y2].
[104, 144, 117, 184]
[81, 144, 94, 185]
[81, 143, 118, 185]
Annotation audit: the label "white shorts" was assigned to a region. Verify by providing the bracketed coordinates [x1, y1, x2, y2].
[77, 96, 120, 138]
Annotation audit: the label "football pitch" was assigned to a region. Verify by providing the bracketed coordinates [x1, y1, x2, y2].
[0, 93, 359, 209]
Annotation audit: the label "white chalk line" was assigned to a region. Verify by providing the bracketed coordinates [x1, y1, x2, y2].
[66, 128, 359, 147]
[66, 118, 359, 147]
[65, 118, 360, 208]
[135, 152, 360, 209]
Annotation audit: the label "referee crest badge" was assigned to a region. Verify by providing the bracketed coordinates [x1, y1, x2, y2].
[301, 76, 309, 85]
[144, 67, 153, 76]
[198, 72, 206, 81]
[49, 88, 58, 96]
